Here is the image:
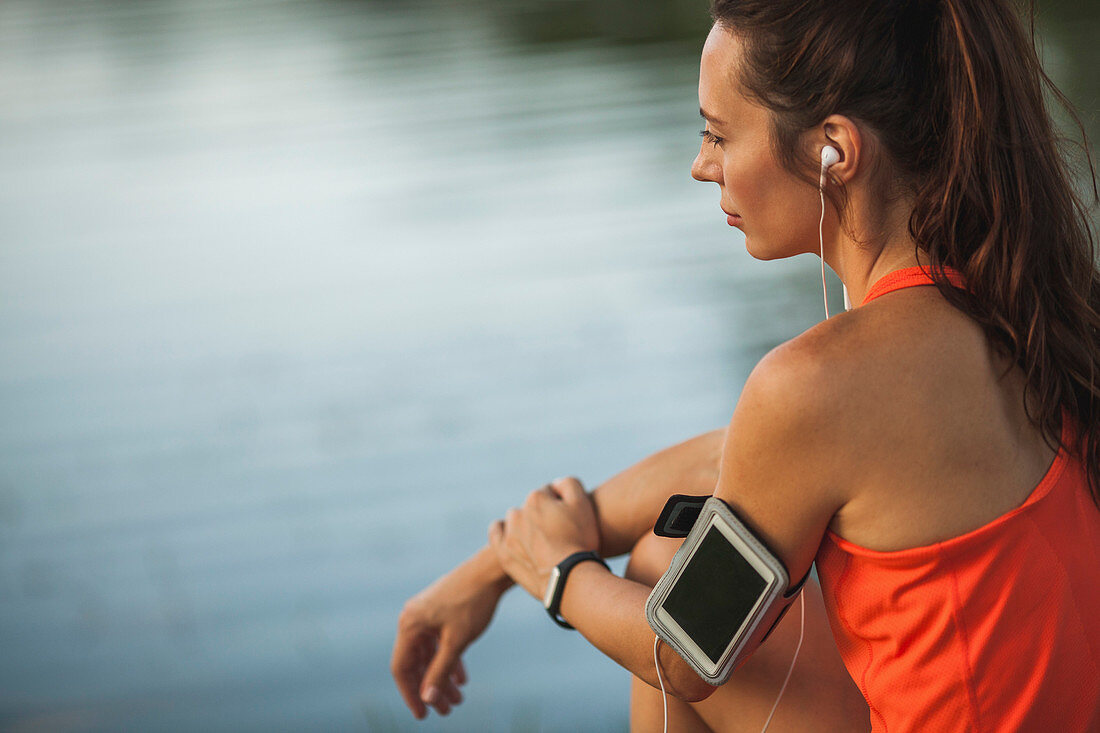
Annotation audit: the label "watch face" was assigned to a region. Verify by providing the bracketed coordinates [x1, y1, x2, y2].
[543, 566, 562, 609]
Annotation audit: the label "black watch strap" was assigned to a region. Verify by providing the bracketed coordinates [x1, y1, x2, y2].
[544, 550, 610, 629]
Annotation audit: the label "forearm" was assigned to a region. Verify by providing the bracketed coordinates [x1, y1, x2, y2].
[466, 428, 724, 594]
[451, 544, 515, 595]
[592, 427, 725, 558]
[558, 561, 713, 702]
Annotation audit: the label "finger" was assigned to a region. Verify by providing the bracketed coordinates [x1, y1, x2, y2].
[453, 658, 468, 686]
[504, 507, 521, 533]
[437, 653, 464, 705]
[424, 655, 459, 716]
[390, 631, 428, 719]
[394, 665, 428, 719]
[503, 507, 530, 554]
[424, 687, 452, 717]
[525, 484, 551, 509]
[552, 476, 588, 505]
[421, 632, 463, 713]
[442, 677, 464, 706]
[487, 519, 504, 548]
[417, 637, 435, 671]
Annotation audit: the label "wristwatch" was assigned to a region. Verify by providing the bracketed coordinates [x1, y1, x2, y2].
[543, 550, 610, 629]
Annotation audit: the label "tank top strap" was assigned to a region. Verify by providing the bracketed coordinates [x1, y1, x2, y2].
[860, 265, 967, 306]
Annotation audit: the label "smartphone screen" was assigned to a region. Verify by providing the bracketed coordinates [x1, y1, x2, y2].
[660, 525, 768, 663]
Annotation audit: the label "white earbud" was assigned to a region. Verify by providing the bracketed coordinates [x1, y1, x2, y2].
[819, 145, 841, 318]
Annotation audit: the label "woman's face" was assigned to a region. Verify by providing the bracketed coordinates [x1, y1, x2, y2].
[692, 25, 821, 260]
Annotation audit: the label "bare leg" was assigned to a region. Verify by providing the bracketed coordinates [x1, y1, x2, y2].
[625, 532, 870, 733]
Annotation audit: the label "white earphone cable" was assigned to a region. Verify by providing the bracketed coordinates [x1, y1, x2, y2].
[651, 594, 805, 733]
[760, 593, 806, 732]
[820, 162, 831, 319]
[654, 635, 668, 733]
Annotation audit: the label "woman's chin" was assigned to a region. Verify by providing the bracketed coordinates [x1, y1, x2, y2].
[743, 234, 810, 261]
[743, 238, 786, 261]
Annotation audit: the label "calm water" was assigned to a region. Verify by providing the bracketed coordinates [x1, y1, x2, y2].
[0, 1, 1095, 731]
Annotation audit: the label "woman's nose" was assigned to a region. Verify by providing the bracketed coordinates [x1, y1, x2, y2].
[691, 148, 719, 184]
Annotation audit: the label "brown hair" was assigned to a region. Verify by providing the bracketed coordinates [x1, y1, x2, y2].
[709, 0, 1100, 503]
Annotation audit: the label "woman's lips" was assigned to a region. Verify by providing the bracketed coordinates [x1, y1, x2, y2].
[727, 214, 743, 226]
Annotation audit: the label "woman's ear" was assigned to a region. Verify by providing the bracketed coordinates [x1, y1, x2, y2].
[819, 115, 862, 184]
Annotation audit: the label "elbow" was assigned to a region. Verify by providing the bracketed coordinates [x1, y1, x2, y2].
[652, 640, 718, 703]
[677, 683, 716, 704]
[667, 669, 717, 704]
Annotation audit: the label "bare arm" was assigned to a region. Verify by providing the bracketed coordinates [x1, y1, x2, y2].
[592, 427, 726, 558]
[558, 559, 711, 700]
[412, 427, 725, 599]
[490, 347, 852, 703]
[491, 479, 717, 702]
[391, 427, 726, 718]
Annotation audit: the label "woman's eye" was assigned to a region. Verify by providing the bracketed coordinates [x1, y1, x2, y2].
[699, 128, 723, 147]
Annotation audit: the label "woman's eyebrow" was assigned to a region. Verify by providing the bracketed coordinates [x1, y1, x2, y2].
[699, 107, 726, 124]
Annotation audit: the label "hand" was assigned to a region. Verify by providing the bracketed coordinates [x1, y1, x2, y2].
[488, 477, 600, 601]
[391, 559, 508, 719]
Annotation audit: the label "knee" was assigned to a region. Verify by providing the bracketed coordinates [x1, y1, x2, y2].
[624, 530, 683, 586]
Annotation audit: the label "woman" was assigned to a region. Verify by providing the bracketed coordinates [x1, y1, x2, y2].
[392, 0, 1100, 729]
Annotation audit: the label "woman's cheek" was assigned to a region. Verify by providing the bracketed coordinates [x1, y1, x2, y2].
[723, 154, 755, 190]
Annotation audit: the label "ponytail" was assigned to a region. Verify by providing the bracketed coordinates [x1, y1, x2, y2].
[911, 0, 1100, 501]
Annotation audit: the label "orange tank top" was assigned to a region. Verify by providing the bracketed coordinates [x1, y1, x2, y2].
[815, 266, 1100, 732]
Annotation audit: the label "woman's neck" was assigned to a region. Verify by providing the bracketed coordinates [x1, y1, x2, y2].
[827, 184, 927, 308]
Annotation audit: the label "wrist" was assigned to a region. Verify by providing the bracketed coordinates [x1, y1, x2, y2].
[470, 545, 515, 595]
[554, 554, 612, 629]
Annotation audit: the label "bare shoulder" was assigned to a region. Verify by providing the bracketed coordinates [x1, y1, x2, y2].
[727, 312, 869, 504]
[715, 290, 1016, 567]
[752, 290, 1053, 551]
[713, 313, 884, 572]
[733, 292, 993, 497]
[734, 303, 914, 449]
[784, 291, 990, 408]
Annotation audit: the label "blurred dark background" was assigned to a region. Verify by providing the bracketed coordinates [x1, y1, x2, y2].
[0, 1, 1095, 731]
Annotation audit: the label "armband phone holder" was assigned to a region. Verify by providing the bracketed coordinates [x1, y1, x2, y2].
[653, 494, 711, 538]
[645, 495, 808, 686]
